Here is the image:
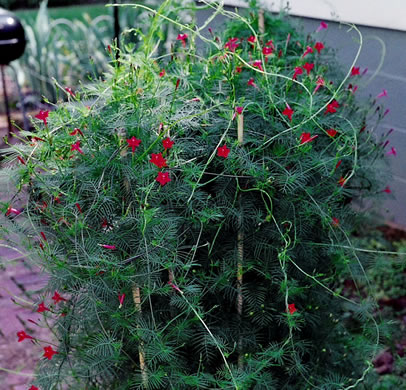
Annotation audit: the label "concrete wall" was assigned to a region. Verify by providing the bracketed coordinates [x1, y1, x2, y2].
[196, 8, 406, 226]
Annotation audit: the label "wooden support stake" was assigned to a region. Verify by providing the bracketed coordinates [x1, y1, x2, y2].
[132, 285, 148, 388]
[258, 9, 265, 35]
[237, 113, 244, 369]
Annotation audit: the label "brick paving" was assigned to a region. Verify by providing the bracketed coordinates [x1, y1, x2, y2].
[0, 201, 49, 389]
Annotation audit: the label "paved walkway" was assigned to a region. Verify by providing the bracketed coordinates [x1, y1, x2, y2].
[0, 226, 49, 389]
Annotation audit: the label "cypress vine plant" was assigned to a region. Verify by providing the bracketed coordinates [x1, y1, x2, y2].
[0, 1, 393, 389]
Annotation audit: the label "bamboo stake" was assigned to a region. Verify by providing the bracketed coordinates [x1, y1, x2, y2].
[119, 129, 148, 388]
[258, 9, 265, 35]
[237, 113, 244, 369]
[132, 285, 148, 388]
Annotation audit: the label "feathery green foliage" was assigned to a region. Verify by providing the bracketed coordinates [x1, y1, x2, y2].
[0, 1, 394, 389]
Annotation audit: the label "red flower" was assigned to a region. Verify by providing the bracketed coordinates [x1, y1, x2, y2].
[338, 177, 346, 187]
[292, 66, 303, 80]
[331, 217, 340, 227]
[37, 302, 50, 313]
[351, 66, 360, 76]
[376, 89, 388, 99]
[126, 136, 141, 153]
[325, 100, 339, 114]
[262, 47, 273, 56]
[235, 106, 243, 115]
[302, 46, 313, 58]
[40, 232, 47, 241]
[253, 60, 263, 72]
[177, 33, 188, 47]
[71, 141, 84, 154]
[17, 330, 33, 342]
[288, 303, 297, 315]
[118, 293, 125, 309]
[247, 35, 256, 45]
[235, 66, 243, 73]
[175, 79, 181, 90]
[300, 132, 318, 145]
[383, 186, 391, 194]
[316, 21, 328, 32]
[69, 128, 83, 136]
[247, 78, 257, 88]
[65, 87, 75, 97]
[162, 137, 174, 150]
[5, 206, 21, 216]
[100, 244, 116, 250]
[52, 291, 67, 305]
[29, 386, 39, 390]
[17, 156, 26, 165]
[265, 39, 274, 48]
[159, 69, 165, 77]
[282, 104, 294, 121]
[302, 62, 314, 75]
[313, 76, 325, 94]
[168, 281, 181, 293]
[43, 346, 58, 360]
[75, 203, 82, 213]
[326, 129, 337, 137]
[386, 147, 397, 156]
[35, 110, 49, 126]
[217, 144, 230, 158]
[150, 153, 167, 168]
[314, 42, 325, 54]
[156, 172, 171, 186]
[224, 37, 240, 52]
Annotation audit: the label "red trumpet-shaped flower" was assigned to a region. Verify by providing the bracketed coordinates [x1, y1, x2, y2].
[302, 62, 314, 75]
[262, 46, 273, 56]
[331, 217, 340, 227]
[52, 291, 67, 304]
[43, 346, 58, 360]
[177, 33, 188, 47]
[29, 386, 39, 390]
[5, 206, 21, 216]
[300, 132, 318, 145]
[224, 37, 240, 52]
[386, 147, 397, 156]
[351, 66, 360, 76]
[71, 141, 84, 154]
[217, 144, 230, 158]
[65, 87, 75, 97]
[292, 66, 303, 80]
[316, 21, 328, 32]
[247, 35, 256, 45]
[100, 244, 116, 250]
[247, 78, 257, 88]
[17, 330, 33, 342]
[118, 293, 125, 309]
[126, 136, 141, 153]
[69, 128, 83, 136]
[325, 100, 339, 114]
[150, 153, 167, 168]
[159, 69, 165, 77]
[282, 103, 294, 121]
[37, 302, 50, 313]
[162, 137, 174, 150]
[35, 110, 49, 126]
[17, 156, 26, 165]
[383, 186, 391, 194]
[288, 303, 297, 314]
[314, 42, 325, 53]
[376, 89, 388, 99]
[302, 46, 313, 58]
[326, 129, 337, 137]
[75, 203, 82, 213]
[235, 106, 243, 115]
[253, 60, 263, 72]
[338, 176, 346, 187]
[313, 76, 325, 94]
[156, 172, 171, 186]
